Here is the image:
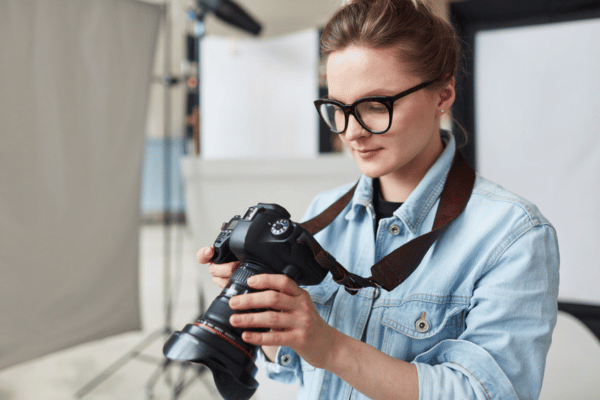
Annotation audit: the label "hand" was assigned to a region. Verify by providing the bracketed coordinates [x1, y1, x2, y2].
[227, 274, 340, 370]
[196, 246, 240, 289]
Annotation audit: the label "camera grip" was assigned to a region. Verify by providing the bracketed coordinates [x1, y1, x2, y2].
[212, 246, 238, 264]
[213, 229, 238, 264]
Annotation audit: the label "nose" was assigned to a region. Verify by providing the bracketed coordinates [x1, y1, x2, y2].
[344, 115, 370, 142]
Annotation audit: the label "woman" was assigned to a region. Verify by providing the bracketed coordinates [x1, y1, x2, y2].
[198, 0, 559, 399]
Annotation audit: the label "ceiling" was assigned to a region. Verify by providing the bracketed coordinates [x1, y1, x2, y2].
[140, 0, 450, 39]
[188, 0, 345, 38]
[192, 0, 450, 38]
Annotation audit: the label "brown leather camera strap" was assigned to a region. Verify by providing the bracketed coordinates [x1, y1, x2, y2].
[299, 149, 475, 294]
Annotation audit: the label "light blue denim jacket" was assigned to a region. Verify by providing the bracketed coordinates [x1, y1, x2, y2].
[259, 132, 560, 400]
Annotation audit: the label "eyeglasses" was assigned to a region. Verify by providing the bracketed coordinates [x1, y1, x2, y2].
[314, 81, 433, 134]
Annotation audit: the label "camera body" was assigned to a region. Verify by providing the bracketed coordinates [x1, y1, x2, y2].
[163, 203, 328, 400]
[212, 203, 327, 285]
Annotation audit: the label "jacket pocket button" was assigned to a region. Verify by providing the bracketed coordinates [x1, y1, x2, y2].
[415, 312, 430, 333]
[280, 354, 292, 366]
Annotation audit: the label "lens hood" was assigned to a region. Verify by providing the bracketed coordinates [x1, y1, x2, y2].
[163, 323, 258, 400]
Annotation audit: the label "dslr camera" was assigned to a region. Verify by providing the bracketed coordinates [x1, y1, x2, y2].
[163, 203, 328, 400]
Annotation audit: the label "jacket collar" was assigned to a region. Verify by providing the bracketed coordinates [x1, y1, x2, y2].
[345, 131, 456, 234]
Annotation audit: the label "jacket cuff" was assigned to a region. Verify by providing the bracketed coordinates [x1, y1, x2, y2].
[413, 339, 519, 400]
[256, 346, 301, 384]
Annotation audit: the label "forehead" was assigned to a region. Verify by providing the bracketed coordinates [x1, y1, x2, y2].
[326, 45, 419, 100]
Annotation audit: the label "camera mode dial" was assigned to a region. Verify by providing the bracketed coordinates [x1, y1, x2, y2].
[271, 218, 292, 239]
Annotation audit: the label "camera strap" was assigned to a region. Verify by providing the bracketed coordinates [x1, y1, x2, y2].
[299, 149, 475, 294]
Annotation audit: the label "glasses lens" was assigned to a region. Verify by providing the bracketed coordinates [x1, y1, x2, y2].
[319, 103, 346, 133]
[355, 101, 390, 133]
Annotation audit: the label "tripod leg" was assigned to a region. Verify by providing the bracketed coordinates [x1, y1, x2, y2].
[145, 357, 174, 399]
[171, 363, 217, 399]
[74, 328, 165, 399]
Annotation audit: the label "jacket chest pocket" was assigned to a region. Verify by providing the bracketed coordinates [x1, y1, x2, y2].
[306, 281, 339, 322]
[380, 299, 467, 361]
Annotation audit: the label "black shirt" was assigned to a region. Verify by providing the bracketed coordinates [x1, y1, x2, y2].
[373, 178, 403, 232]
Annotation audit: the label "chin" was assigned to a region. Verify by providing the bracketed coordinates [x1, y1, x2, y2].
[355, 163, 388, 179]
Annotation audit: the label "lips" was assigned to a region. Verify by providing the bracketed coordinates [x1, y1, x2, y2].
[354, 147, 382, 158]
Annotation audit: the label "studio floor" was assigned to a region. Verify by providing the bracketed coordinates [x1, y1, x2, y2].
[0, 224, 254, 400]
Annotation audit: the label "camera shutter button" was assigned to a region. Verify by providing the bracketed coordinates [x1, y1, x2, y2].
[271, 219, 292, 239]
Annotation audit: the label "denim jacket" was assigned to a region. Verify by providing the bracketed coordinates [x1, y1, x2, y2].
[259, 132, 560, 400]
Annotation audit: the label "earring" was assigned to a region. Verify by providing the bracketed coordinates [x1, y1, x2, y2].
[440, 109, 445, 114]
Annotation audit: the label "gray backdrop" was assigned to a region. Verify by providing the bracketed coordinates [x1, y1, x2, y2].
[0, 0, 161, 369]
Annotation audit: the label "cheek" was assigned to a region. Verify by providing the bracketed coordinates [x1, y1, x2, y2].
[388, 113, 422, 140]
[338, 134, 351, 149]
[390, 102, 436, 136]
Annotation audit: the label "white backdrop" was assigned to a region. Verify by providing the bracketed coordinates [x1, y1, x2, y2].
[200, 29, 319, 159]
[0, 0, 161, 369]
[475, 18, 600, 305]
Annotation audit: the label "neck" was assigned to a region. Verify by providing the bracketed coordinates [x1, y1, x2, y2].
[378, 133, 444, 202]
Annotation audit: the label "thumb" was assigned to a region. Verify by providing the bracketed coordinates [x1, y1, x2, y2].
[197, 246, 214, 264]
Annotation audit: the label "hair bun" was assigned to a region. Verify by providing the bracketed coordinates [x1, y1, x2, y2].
[321, 0, 459, 86]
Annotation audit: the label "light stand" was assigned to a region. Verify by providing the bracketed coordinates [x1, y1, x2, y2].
[143, 3, 212, 397]
[75, 4, 212, 399]
[75, 1, 262, 399]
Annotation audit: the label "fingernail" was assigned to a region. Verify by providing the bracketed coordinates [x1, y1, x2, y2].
[247, 276, 257, 285]
[229, 297, 239, 307]
[203, 247, 213, 256]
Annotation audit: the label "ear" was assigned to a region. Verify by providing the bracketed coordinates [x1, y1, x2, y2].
[436, 76, 455, 117]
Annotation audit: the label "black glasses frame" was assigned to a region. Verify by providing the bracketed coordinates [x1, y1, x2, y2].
[314, 81, 433, 134]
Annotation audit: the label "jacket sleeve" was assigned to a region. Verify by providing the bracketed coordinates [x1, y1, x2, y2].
[413, 222, 560, 400]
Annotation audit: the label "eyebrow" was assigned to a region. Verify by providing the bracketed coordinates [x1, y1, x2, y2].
[325, 89, 401, 103]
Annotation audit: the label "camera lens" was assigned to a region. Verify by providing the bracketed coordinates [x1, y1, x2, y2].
[163, 261, 270, 400]
[197, 263, 263, 350]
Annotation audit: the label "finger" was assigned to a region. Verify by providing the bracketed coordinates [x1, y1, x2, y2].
[213, 277, 230, 289]
[229, 288, 300, 312]
[239, 329, 287, 347]
[208, 262, 239, 279]
[239, 327, 304, 347]
[230, 309, 306, 331]
[246, 274, 303, 297]
[197, 247, 214, 264]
